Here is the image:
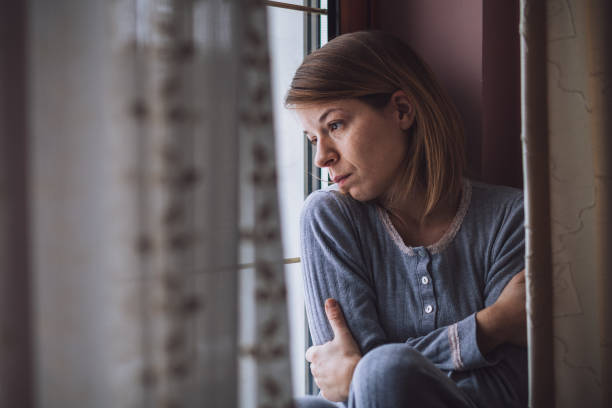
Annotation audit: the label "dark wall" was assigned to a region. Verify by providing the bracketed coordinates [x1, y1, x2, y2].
[0, 2, 33, 407]
[373, 0, 522, 188]
[481, 1, 522, 188]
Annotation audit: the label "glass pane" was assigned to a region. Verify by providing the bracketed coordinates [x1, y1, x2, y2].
[267, 5, 306, 397]
[319, 0, 328, 47]
[268, 0, 307, 5]
[319, 1, 330, 186]
[268, 7, 304, 261]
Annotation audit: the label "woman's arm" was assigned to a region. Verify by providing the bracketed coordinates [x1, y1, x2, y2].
[476, 270, 527, 353]
[476, 192, 527, 353]
[305, 298, 361, 402]
[301, 191, 388, 353]
[306, 269, 527, 403]
[301, 188, 526, 369]
[301, 188, 527, 403]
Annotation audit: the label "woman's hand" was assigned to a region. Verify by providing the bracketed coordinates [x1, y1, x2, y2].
[476, 270, 527, 353]
[305, 298, 362, 402]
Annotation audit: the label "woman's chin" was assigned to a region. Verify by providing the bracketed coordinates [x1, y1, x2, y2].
[343, 187, 373, 202]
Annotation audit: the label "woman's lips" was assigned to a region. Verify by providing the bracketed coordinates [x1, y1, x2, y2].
[332, 174, 351, 186]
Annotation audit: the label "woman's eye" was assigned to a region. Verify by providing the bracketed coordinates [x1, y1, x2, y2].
[329, 122, 342, 132]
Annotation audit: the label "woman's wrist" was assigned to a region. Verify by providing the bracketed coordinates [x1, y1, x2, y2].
[339, 355, 361, 400]
[475, 305, 507, 354]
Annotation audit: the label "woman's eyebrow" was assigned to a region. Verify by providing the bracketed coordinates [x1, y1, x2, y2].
[318, 108, 343, 123]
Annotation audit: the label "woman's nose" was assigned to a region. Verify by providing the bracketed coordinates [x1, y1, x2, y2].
[314, 138, 338, 168]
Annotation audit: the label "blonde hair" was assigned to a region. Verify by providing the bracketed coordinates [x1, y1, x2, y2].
[285, 31, 466, 219]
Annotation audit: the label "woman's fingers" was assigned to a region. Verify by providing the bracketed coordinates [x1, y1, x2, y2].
[305, 345, 318, 362]
[325, 298, 351, 339]
[498, 269, 526, 306]
[509, 269, 525, 284]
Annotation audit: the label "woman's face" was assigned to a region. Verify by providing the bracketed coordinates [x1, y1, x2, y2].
[296, 92, 415, 202]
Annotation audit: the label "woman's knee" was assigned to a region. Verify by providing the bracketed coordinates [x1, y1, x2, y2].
[352, 343, 431, 390]
[294, 395, 341, 408]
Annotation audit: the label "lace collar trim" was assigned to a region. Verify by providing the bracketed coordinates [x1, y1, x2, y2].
[376, 179, 472, 256]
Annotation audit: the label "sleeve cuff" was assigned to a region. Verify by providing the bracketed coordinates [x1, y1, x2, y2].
[450, 313, 502, 371]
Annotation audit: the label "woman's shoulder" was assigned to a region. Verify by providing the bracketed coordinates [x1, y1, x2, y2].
[463, 180, 525, 253]
[468, 180, 524, 214]
[300, 185, 373, 228]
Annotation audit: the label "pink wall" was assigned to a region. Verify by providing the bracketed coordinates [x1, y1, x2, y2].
[376, 0, 484, 177]
[374, 0, 522, 188]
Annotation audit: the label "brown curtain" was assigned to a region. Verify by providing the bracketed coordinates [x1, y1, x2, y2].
[521, 0, 612, 406]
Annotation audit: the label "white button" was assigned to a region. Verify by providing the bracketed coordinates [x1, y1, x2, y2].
[421, 276, 429, 285]
[425, 305, 433, 314]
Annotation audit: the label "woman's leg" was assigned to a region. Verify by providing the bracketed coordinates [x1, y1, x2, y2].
[294, 395, 343, 408]
[348, 343, 478, 408]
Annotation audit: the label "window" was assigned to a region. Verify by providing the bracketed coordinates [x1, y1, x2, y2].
[266, 0, 335, 396]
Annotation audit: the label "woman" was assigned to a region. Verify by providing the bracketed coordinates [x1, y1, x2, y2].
[286, 31, 527, 408]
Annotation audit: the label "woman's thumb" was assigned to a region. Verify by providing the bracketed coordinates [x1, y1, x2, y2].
[325, 298, 350, 339]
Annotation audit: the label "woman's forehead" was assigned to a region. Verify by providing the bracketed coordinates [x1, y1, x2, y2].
[295, 99, 364, 118]
[295, 103, 353, 130]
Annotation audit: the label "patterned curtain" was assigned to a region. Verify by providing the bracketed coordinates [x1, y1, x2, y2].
[520, 0, 612, 406]
[1, 0, 292, 406]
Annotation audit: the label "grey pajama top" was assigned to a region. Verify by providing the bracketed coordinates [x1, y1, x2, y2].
[300, 179, 527, 408]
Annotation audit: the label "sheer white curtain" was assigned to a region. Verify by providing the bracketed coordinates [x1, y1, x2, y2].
[521, 0, 612, 406]
[1, 0, 292, 406]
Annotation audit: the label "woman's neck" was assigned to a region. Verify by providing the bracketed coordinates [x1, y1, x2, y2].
[381, 186, 460, 248]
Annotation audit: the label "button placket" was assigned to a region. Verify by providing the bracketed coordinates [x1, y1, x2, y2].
[415, 248, 436, 333]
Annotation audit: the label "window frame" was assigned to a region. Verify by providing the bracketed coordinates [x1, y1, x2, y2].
[266, 0, 374, 396]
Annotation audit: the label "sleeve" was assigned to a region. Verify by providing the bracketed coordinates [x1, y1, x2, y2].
[422, 191, 526, 371]
[402, 313, 489, 371]
[300, 191, 388, 354]
[483, 193, 526, 307]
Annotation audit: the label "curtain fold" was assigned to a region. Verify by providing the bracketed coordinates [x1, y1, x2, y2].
[236, 1, 295, 407]
[587, 1, 612, 405]
[521, 0, 612, 406]
[519, 1, 555, 406]
[0, 0, 293, 406]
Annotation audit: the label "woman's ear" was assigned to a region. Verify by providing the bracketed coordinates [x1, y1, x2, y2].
[389, 90, 415, 131]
